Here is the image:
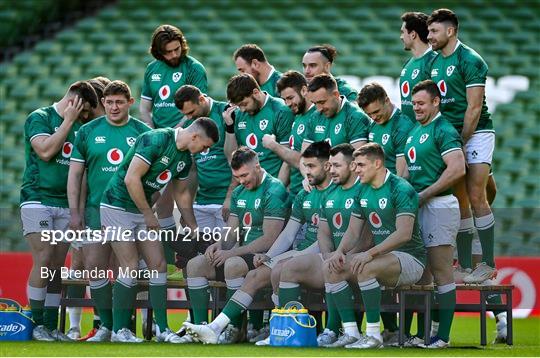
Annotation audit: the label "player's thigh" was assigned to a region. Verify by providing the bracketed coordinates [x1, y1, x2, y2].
[156, 183, 174, 218]
[82, 242, 112, 270]
[427, 245, 454, 284]
[244, 265, 272, 292]
[350, 253, 400, 287]
[51, 242, 71, 268]
[466, 163, 490, 201]
[283, 254, 325, 288]
[25, 231, 55, 265]
[110, 241, 139, 269]
[452, 176, 471, 214]
[137, 237, 166, 272]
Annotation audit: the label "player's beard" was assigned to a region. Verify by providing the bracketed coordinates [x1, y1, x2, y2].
[297, 97, 306, 115]
[164, 56, 181, 67]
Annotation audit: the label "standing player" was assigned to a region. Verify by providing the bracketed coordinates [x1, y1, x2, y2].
[223, 74, 294, 180]
[324, 143, 426, 349]
[99, 118, 218, 343]
[181, 142, 331, 345]
[404, 80, 466, 348]
[427, 9, 497, 283]
[358, 82, 414, 177]
[302, 74, 370, 151]
[68, 81, 151, 342]
[183, 147, 290, 343]
[233, 44, 282, 97]
[262, 70, 316, 195]
[302, 44, 358, 101]
[174, 85, 234, 267]
[21, 81, 98, 341]
[399, 12, 437, 121]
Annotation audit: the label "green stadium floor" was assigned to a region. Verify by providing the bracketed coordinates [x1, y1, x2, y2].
[1, 311, 539, 356]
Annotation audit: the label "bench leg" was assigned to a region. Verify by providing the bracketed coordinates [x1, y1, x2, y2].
[145, 308, 153, 340]
[506, 289, 513, 346]
[423, 292, 431, 345]
[59, 303, 67, 334]
[399, 291, 405, 346]
[480, 291, 487, 346]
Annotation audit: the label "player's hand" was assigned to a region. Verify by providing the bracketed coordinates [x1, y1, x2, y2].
[212, 249, 234, 267]
[204, 242, 220, 262]
[222, 105, 237, 126]
[144, 213, 160, 231]
[63, 95, 84, 123]
[262, 134, 277, 150]
[302, 177, 313, 193]
[350, 252, 373, 275]
[68, 213, 84, 231]
[253, 254, 270, 268]
[327, 250, 346, 273]
[418, 192, 427, 207]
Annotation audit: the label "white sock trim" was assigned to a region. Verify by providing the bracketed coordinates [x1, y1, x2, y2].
[459, 217, 475, 232]
[438, 282, 456, 294]
[225, 277, 244, 290]
[279, 281, 300, 289]
[150, 272, 167, 285]
[475, 213, 495, 230]
[27, 285, 47, 301]
[187, 277, 209, 289]
[44, 293, 61, 307]
[326, 280, 348, 293]
[89, 278, 109, 290]
[230, 290, 253, 309]
[358, 278, 380, 291]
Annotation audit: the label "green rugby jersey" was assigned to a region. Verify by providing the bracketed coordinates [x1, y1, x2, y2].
[230, 172, 290, 245]
[368, 107, 414, 174]
[336, 77, 359, 102]
[290, 183, 334, 250]
[352, 171, 425, 265]
[71, 116, 151, 228]
[400, 48, 437, 121]
[320, 179, 363, 248]
[303, 97, 370, 147]
[429, 41, 493, 133]
[234, 94, 295, 177]
[21, 105, 81, 208]
[288, 105, 316, 195]
[183, 98, 232, 205]
[259, 67, 282, 97]
[404, 113, 462, 195]
[141, 56, 208, 129]
[101, 128, 192, 212]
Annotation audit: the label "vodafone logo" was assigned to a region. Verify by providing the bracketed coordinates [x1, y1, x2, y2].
[311, 213, 319, 226]
[62, 142, 73, 158]
[369, 212, 382, 228]
[246, 134, 258, 149]
[437, 80, 447, 96]
[243, 212, 252, 227]
[156, 169, 172, 185]
[107, 148, 123, 165]
[493, 267, 536, 318]
[401, 80, 410, 98]
[159, 85, 171, 100]
[332, 212, 343, 229]
[407, 146, 416, 163]
[289, 135, 294, 149]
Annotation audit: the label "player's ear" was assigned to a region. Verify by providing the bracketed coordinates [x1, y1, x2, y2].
[128, 97, 135, 106]
[300, 85, 308, 97]
[323, 160, 331, 171]
[101, 97, 106, 107]
[323, 61, 332, 73]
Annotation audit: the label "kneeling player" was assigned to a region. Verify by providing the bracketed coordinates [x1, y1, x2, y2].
[324, 143, 426, 349]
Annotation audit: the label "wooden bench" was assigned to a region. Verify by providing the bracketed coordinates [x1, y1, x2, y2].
[60, 279, 513, 346]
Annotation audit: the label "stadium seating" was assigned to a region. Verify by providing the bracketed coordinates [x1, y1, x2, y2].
[0, 0, 538, 254]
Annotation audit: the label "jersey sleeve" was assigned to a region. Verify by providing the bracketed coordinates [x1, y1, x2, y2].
[71, 126, 87, 164]
[351, 186, 366, 220]
[290, 190, 307, 223]
[461, 51, 489, 88]
[229, 187, 240, 218]
[302, 115, 316, 144]
[133, 132, 161, 165]
[141, 65, 153, 101]
[187, 60, 208, 93]
[394, 116, 415, 157]
[436, 121, 463, 157]
[263, 184, 290, 221]
[347, 108, 370, 144]
[393, 179, 418, 218]
[274, 107, 295, 145]
[25, 112, 52, 142]
[173, 156, 193, 180]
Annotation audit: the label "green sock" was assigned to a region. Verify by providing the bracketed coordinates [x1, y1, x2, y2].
[223, 290, 252, 324]
[380, 291, 398, 331]
[331, 282, 356, 324]
[324, 291, 341, 334]
[278, 282, 301, 306]
[457, 218, 474, 269]
[29, 299, 44, 326]
[226, 288, 244, 328]
[476, 214, 496, 267]
[248, 310, 264, 330]
[431, 292, 439, 323]
[162, 239, 176, 266]
[358, 279, 381, 323]
[90, 281, 113, 330]
[437, 285, 456, 342]
[113, 280, 138, 333]
[187, 278, 210, 324]
[93, 308, 101, 329]
[417, 312, 425, 338]
[67, 285, 86, 300]
[149, 276, 168, 332]
[44, 307, 59, 331]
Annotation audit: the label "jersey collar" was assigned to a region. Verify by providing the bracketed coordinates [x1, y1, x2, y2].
[174, 127, 181, 141]
[384, 169, 391, 183]
[263, 66, 276, 85]
[52, 103, 61, 117]
[432, 112, 442, 121]
[261, 92, 270, 108]
[450, 40, 462, 55]
[207, 96, 214, 113]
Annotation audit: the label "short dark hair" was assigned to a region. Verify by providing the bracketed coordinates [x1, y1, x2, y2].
[150, 24, 189, 61]
[233, 44, 267, 63]
[401, 12, 429, 43]
[276, 70, 307, 95]
[354, 143, 385, 163]
[307, 74, 337, 93]
[192, 117, 219, 143]
[67, 81, 98, 108]
[306, 44, 337, 63]
[357, 83, 388, 108]
[231, 146, 258, 170]
[412, 79, 441, 100]
[329, 143, 354, 162]
[302, 141, 331, 161]
[103, 80, 131, 100]
[88, 76, 111, 101]
[227, 74, 260, 104]
[174, 85, 201, 110]
[427, 8, 459, 31]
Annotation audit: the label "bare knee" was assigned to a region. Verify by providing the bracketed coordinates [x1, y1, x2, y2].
[224, 256, 248, 279]
[244, 268, 269, 292]
[186, 254, 210, 278]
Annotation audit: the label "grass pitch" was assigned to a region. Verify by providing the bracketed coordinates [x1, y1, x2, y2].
[1, 311, 539, 356]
